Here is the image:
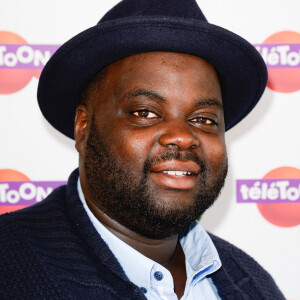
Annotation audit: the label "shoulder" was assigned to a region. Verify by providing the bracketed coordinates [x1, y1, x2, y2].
[209, 232, 254, 261]
[0, 183, 68, 249]
[208, 233, 285, 299]
[0, 184, 67, 231]
[209, 232, 266, 272]
[0, 183, 69, 251]
[209, 232, 270, 276]
[0, 168, 79, 231]
[0, 184, 69, 298]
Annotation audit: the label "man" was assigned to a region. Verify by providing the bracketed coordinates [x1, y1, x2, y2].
[0, 0, 285, 299]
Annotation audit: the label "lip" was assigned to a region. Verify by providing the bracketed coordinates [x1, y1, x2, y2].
[150, 160, 200, 190]
[150, 160, 200, 174]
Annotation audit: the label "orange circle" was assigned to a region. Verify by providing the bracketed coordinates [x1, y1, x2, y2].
[263, 31, 300, 93]
[0, 168, 30, 181]
[0, 31, 35, 94]
[257, 167, 300, 227]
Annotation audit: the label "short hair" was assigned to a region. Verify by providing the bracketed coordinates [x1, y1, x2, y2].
[80, 67, 108, 108]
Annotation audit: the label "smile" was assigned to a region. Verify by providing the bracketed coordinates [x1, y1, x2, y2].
[150, 160, 200, 189]
[162, 171, 194, 176]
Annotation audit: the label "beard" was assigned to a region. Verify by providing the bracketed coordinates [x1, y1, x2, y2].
[84, 117, 228, 239]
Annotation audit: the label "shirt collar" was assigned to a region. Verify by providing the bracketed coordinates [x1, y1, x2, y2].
[180, 222, 222, 285]
[77, 178, 221, 291]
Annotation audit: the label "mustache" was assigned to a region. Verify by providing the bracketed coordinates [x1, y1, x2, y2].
[144, 150, 206, 174]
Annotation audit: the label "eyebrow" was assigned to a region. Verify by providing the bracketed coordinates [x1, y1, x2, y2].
[193, 98, 223, 109]
[125, 89, 166, 103]
[123, 89, 222, 108]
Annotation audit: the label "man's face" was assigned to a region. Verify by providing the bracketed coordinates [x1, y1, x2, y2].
[76, 52, 227, 239]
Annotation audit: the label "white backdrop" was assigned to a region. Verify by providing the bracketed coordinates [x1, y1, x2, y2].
[1, 1, 299, 299]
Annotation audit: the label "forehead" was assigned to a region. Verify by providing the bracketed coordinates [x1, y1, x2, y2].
[89, 51, 222, 110]
[106, 51, 219, 85]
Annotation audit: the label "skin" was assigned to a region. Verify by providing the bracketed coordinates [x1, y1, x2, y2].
[74, 52, 226, 298]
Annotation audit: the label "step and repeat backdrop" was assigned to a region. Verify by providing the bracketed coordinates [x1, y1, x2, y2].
[1, 0, 299, 298]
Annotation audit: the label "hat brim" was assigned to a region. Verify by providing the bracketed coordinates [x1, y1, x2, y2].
[38, 17, 267, 139]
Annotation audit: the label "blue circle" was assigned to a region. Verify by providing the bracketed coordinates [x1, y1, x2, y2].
[154, 271, 164, 281]
[140, 287, 147, 294]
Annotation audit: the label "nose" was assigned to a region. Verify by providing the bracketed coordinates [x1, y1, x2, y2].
[158, 119, 200, 150]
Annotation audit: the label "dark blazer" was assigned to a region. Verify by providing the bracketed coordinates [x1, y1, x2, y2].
[0, 169, 285, 299]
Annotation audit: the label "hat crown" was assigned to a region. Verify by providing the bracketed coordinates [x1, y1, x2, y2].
[99, 0, 207, 23]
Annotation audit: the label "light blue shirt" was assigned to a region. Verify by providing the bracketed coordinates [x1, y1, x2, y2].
[78, 179, 221, 299]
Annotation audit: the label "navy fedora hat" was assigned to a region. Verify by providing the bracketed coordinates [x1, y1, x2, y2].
[38, 0, 268, 139]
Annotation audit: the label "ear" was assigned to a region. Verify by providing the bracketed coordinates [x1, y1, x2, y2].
[74, 104, 89, 155]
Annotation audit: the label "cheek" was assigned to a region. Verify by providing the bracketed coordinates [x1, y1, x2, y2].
[202, 136, 227, 170]
[107, 127, 157, 165]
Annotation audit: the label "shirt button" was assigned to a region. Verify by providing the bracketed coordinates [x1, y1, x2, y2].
[140, 287, 147, 294]
[154, 271, 164, 281]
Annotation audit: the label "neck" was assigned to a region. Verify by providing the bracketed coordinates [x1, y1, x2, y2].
[86, 196, 179, 265]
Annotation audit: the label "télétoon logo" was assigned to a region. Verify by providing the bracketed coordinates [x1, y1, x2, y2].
[237, 166, 300, 228]
[0, 31, 59, 94]
[254, 30, 300, 93]
[0, 169, 65, 214]
[238, 180, 300, 203]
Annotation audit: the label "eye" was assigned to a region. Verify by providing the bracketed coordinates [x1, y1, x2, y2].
[190, 116, 217, 125]
[132, 110, 159, 119]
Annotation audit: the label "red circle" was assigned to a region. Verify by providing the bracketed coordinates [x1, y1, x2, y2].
[263, 31, 300, 93]
[0, 31, 35, 94]
[257, 167, 300, 227]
